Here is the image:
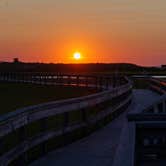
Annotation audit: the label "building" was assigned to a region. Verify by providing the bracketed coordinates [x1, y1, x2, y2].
[13, 58, 20, 63]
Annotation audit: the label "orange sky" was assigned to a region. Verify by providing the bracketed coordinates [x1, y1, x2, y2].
[0, 0, 166, 66]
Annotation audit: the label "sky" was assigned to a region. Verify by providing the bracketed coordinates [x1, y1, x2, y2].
[0, 0, 166, 66]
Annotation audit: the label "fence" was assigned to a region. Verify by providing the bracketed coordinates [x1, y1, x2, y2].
[149, 78, 166, 95]
[0, 72, 132, 165]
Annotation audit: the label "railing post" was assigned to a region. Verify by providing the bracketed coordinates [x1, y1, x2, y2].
[81, 109, 90, 135]
[63, 112, 69, 130]
[45, 73, 48, 85]
[81, 109, 87, 122]
[60, 75, 63, 85]
[68, 75, 71, 85]
[36, 72, 40, 84]
[77, 76, 79, 86]
[61, 112, 69, 146]
[113, 75, 116, 88]
[163, 101, 166, 113]
[27, 72, 30, 83]
[57, 75, 59, 85]
[50, 74, 52, 85]
[106, 77, 109, 89]
[154, 105, 159, 113]
[0, 137, 5, 156]
[53, 74, 56, 85]
[40, 118, 48, 155]
[42, 73, 45, 84]
[85, 76, 88, 87]
[53, 74, 55, 85]
[99, 77, 102, 89]
[18, 126, 28, 164]
[95, 76, 98, 89]
[8, 72, 11, 81]
[19, 126, 27, 141]
[38, 73, 40, 84]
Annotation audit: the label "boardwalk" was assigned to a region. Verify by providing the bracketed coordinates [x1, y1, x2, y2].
[31, 89, 159, 166]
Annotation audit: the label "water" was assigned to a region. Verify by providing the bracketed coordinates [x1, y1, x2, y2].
[152, 76, 166, 79]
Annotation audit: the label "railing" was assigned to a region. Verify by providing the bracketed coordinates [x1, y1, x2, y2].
[0, 72, 132, 165]
[127, 94, 166, 166]
[131, 75, 166, 95]
[148, 78, 166, 95]
[0, 72, 127, 89]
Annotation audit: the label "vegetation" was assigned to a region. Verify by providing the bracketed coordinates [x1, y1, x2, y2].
[0, 82, 97, 115]
[132, 78, 150, 89]
[0, 62, 165, 75]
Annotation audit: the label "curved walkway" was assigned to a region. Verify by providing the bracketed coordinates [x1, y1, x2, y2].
[31, 89, 159, 166]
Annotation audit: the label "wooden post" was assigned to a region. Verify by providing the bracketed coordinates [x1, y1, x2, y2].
[99, 77, 102, 89]
[113, 75, 116, 88]
[60, 75, 63, 85]
[0, 137, 5, 156]
[23, 72, 26, 83]
[77, 76, 79, 86]
[106, 77, 109, 89]
[95, 77, 98, 89]
[62, 112, 69, 146]
[18, 126, 27, 142]
[81, 109, 87, 122]
[39, 73, 42, 84]
[154, 105, 159, 113]
[51, 74, 54, 85]
[40, 118, 48, 155]
[85, 76, 88, 87]
[68, 75, 71, 85]
[18, 126, 28, 164]
[63, 112, 69, 130]
[81, 109, 88, 135]
[45, 73, 47, 85]
[163, 101, 166, 113]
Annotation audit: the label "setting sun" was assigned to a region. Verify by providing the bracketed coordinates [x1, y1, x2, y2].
[73, 52, 81, 60]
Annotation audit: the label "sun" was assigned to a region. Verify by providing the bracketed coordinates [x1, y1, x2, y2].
[73, 52, 81, 60]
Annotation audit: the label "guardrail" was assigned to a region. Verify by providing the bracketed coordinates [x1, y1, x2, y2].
[0, 73, 132, 165]
[149, 78, 166, 95]
[127, 94, 166, 166]
[132, 76, 166, 95]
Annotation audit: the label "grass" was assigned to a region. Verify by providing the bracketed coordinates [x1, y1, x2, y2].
[0, 82, 97, 116]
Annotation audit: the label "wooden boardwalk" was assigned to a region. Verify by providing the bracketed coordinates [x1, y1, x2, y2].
[31, 90, 159, 166]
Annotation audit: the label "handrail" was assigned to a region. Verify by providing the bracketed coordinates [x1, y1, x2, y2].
[0, 95, 132, 165]
[149, 78, 166, 94]
[0, 75, 130, 120]
[0, 85, 131, 136]
[0, 73, 132, 165]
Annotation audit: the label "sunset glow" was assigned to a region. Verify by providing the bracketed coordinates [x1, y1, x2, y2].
[73, 52, 81, 60]
[0, 0, 166, 65]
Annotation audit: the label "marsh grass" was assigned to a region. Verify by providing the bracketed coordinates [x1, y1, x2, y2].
[0, 82, 97, 115]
